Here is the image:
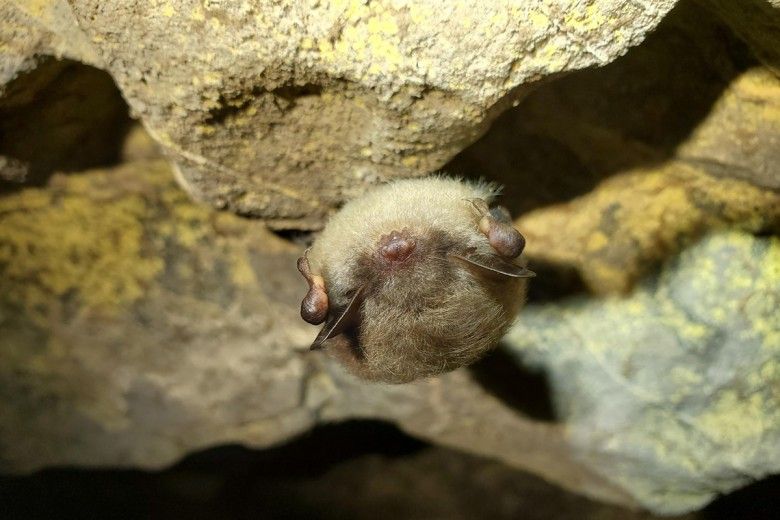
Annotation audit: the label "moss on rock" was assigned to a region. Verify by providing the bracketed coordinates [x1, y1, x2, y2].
[506, 231, 780, 513]
[518, 162, 780, 293]
[0, 166, 163, 322]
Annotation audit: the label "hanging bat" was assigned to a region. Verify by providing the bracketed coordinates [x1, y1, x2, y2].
[297, 176, 534, 384]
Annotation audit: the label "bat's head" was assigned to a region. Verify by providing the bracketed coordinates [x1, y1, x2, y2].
[297, 178, 534, 383]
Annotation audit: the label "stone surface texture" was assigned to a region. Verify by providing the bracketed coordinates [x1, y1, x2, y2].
[1, 2, 128, 185]
[61, 0, 676, 228]
[0, 159, 632, 508]
[0, 0, 100, 87]
[1, 0, 780, 517]
[448, 0, 780, 294]
[507, 231, 780, 514]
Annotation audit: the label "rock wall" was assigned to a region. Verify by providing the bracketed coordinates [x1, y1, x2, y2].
[0, 157, 631, 507]
[1, 0, 779, 515]
[64, 0, 677, 228]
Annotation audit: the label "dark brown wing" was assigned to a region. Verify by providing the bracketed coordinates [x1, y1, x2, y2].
[310, 287, 364, 350]
[449, 253, 536, 280]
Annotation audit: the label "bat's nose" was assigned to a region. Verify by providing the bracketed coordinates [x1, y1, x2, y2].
[378, 230, 416, 263]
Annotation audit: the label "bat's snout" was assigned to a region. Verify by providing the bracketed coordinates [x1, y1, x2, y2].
[377, 229, 416, 264]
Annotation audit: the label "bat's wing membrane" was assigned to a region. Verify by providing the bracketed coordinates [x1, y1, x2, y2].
[310, 287, 364, 350]
[449, 253, 535, 280]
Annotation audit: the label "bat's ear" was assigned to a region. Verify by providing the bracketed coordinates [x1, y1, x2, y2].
[310, 287, 364, 350]
[449, 252, 535, 281]
[298, 253, 328, 325]
[466, 199, 526, 259]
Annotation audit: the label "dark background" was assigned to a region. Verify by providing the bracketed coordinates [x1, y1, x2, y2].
[1, 420, 778, 520]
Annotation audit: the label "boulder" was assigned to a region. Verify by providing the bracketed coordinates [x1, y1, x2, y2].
[63, 0, 676, 228]
[1, 160, 777, 515]
[1, 0, 779, 516]
[506, 231, 780, 514]
[0, 159, 631, 507]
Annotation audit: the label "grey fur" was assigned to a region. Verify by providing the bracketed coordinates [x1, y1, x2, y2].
[301, 177, 530, 383]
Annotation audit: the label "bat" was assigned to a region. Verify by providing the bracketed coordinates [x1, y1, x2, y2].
[297, 176, 534, 384]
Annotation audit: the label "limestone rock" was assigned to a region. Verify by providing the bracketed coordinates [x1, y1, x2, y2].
[0, 0, 100, 88]
[506, 231, 780, 514]
[63, 0, 676, 228]
[675, 67, 780, 191]
[0, 159, 629, 508]
[0, 160, 313, 469]
[519, 162, 779, 294]
[447, 1, 780, 294]
[0, 58, 130, 187]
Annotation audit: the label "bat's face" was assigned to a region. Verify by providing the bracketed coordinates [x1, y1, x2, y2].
[297, 178, 534, 384]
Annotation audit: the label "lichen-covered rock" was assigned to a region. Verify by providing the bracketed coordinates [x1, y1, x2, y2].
[675, 67, 780, 191]
[0, 159, 629, 508]
[448, 1, 780, 294]
[506, 231, 780, 514]
[0, 159, 315, 469]
[0, 0, 100, 87]
[61, 0, 676, 228]
[519, 162, 779, 293]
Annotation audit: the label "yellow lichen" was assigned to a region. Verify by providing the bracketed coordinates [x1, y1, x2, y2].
[229, 254, 258, 288]
[191, 5, 205, 21]
[313, 1, 411, 75]
[529, 11, 550, 29]
[563, 3, 607, 33]
[696, 390, 770, 446]
[401, 155, 420, 168]
[519, 162, 780, 294]
[0, 175, 164, 323]
[741, 237, 780, 353]
[0, 159, 234, 325]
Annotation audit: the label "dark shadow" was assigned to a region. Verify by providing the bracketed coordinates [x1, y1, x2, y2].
[0, 421, 425, 520]
[446, 0, 758, 218]
[702, 474, 780, 520]
[205, 83, 324, 126]
[469, 347, 557, 422]
[173, 421, 426, 477]
[0, 420, 708, 520]
[270, 229, 316, 247]
[1, 419, 775, 519]
[524, 259, 588, 303]
[0, 57, 132, 193]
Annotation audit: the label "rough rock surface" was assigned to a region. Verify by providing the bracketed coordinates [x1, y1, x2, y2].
[1, 2, 128, 186]
[448, 0, 780, 294]
[506, 231, 780, 514]
[518, 162, 779, 294]
[59, 0, 676, 228]
[1, 159, 778, 515]
[0, 159, 630, 507]
[0, 0, 100, 86]
[2, 0, 780, 517]
[0, 159, 312, 469]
